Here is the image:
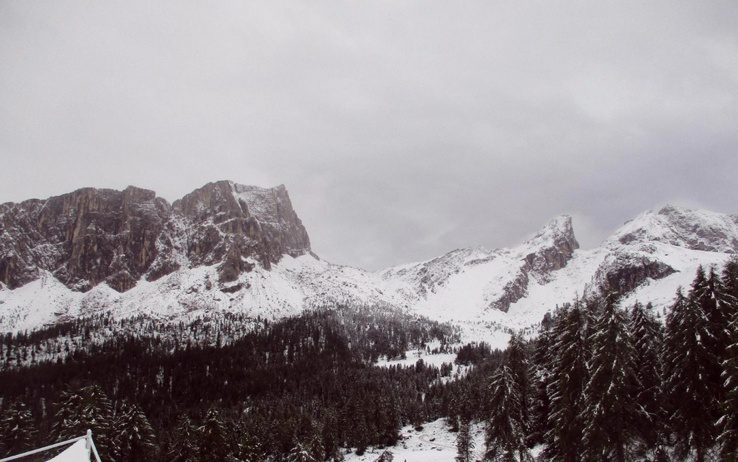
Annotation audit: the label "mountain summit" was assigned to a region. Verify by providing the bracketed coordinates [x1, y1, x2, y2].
[0, 181, 310, 293]
[0, 186, 736, 333]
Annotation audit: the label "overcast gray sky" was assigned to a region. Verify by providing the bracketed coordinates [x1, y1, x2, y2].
[1, 1, 737, 270]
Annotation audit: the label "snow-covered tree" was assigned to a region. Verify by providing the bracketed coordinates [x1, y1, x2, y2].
[374, 449, 394, 462]
[52, 385, 115, 458]
[718, 285, 738, 460]
[485, 365, 531, 462]
[115, 402, 157, 461]
[455, 418, 474, 462]
[543, 304, 588, 462]
[0, 401, 37, 457]
[629, 301, 664, 446]
[197, 408, 230, 462]
[580, 294, 645, 461]
[286, 442, 319, 462]
[723, 258, 738, 299]
[505, 333, 530, 432]
[691, 267, 737, 398]
[663, 289, 717, 462]
[169, 415, 199, 462]
[528, 311, 554, 446]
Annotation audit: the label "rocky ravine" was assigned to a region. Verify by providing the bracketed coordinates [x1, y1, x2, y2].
[0, 182, 736, 333]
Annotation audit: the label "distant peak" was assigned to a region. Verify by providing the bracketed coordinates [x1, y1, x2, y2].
[613, 204, 738, 252]
[525, 214, 578, 248]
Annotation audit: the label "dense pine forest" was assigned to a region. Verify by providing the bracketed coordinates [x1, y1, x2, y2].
[2, 260, 738, 461]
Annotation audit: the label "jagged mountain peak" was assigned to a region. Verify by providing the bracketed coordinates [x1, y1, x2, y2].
[519, 214, 579, 254]
[611, 204, 738, 253]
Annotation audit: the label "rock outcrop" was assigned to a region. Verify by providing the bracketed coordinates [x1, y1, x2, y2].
[0, 181, 311, 292]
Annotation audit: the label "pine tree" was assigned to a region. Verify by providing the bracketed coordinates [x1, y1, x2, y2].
[485, 366, 531, 462]
[718, 264, 738, 460]
[374, 449, 394, 462]
[169, 415, 199, 462]
[528, 311, 555, 446]
[719, 309, 738, 460]
[691, 267, 736, 402]
[286, 442, 319, 462]
[663, 288, 717, 462]
[629, 301, 664, 447]
[0, 401, 37, 457]
[114, 402, 157, 461]
[580, 294, 644, 461]
[505, 333, 530, 432]
[543, 303, 588, 462]
[197, 408, 230, 462]
[455, 418, 474, 462]
[724, 258, 738, 299]
[52, 385, 115, 458]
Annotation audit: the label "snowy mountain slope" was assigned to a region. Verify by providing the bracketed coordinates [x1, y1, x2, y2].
[1, 181, 736, 335]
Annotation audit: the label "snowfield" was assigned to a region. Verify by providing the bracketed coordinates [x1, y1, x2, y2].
[343, 418, 486, 462]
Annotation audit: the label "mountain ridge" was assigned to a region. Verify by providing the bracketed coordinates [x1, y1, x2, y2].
[1, 182, 736, 334]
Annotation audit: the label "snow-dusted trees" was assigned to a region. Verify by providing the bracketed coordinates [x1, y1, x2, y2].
[286, 442, 320, 462]
[114, 402, 157, 461]
[52, 385, 116, 458]
[628, 301, 664, 447]
[528, 312, 554, 446]
[0, 401, 37, 457]
[692, 267, 736, 403]
[663, 288, 716, 462]
[719, 307, 738, 460]
[455, 418, 474, 462]
[580, 294, 645, 461]
[169, 415, 199, 462]
[718, 259, 738, 460]
[198, 408, 230, 462]
[543, 303, 588, 462]
[485, 365, 531, 461]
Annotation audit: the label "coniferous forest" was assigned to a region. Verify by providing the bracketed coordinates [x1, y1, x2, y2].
[1, 260, 738, 461]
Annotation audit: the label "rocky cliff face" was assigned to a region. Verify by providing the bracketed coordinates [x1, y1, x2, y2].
[0, 181, 311, 293]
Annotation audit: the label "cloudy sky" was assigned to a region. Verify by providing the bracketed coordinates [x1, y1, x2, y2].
[1, 1, 737, 269]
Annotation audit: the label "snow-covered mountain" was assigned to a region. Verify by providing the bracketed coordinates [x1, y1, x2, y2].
[1, 182, 736, 333]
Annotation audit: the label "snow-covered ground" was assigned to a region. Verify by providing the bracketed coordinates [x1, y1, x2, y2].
[343, 418, 486, 462]
[343, 418, 543, 462]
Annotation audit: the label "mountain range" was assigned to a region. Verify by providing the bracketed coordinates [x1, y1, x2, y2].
[1, 180, 736, 333]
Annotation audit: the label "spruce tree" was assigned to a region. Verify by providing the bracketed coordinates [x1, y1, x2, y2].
[485, 365, 531, 462]
[197, 408, 230, 462]
[52, 385, 115, 458]
[718, 266, 738, 460]
[455, 418, 474, 462]
[543, 303, 588, 462]
[580, 294, 644, 461]
[691, 267, 736, 400]
[115, 402, 157, 461]
[169, 415, 199, 462]
[0, 401, 37, 457]
[528, 311, 555, 446]
[286, 442, 319, 462]
[723, 258, 738, 299]
[663, 288, 716, 462]
[629, 301, 664, 447]
[505, 333, 531, 432]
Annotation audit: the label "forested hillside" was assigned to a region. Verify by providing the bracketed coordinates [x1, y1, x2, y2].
[2, 260, 738, 461]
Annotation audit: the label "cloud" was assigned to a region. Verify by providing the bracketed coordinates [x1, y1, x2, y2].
[1, 0, 737, 269]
